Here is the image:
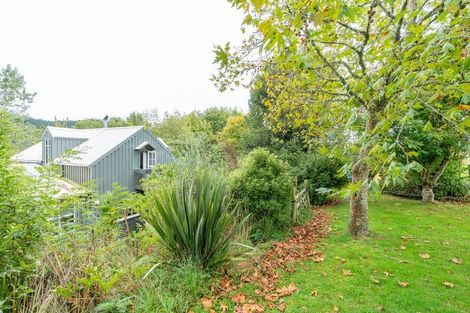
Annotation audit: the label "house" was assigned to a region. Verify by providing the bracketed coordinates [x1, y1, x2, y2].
[13, 121, 174, 194]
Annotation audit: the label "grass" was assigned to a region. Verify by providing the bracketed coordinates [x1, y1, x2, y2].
[134, 263, 211, 313]
[276, 195, 470, 313]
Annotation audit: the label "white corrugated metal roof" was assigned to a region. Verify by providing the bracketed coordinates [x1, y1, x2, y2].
[46, 126, 104, 139]
[15, 126, 148, 166]
[58, 126, 143, 166]
[12, 142, 42, 163]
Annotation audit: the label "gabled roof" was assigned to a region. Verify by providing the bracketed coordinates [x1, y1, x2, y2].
[56, 126, 144, 166]
[12, 142, 42, 163]
[45, 126, 105, 139]
[14, 125, 171, 167]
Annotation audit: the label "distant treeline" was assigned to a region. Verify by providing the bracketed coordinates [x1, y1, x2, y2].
[25, 117, 77, 128]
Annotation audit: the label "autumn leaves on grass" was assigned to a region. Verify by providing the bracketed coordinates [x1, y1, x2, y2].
[198, 209, 330, 313]
[394, 249, 463, 289]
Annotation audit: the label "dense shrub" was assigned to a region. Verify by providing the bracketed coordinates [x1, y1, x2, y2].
[293, 153, 348, 205]
[17, 188, 155, 313]
[140, 169, 247, 269]
[0, 112, 49, 311]
[231, 148, 293, 241]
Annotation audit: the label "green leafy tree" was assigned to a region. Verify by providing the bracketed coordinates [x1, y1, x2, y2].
[109, 117, 129, 127]
[75, 118, 103, 129]
[126, 111, 147, 126]
[214, 0, 469, 237]
[240, 82, 274, 151]
[0, 65, 35, 114]
[0, 65, 41, 152]
[200, 107, 239, 133]
[387, 104, 469, 202]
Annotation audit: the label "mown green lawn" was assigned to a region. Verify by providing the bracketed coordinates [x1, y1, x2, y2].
[277, 195, 470, 313]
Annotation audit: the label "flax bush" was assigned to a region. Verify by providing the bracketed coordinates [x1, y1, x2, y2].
[140, 169, 247, 270]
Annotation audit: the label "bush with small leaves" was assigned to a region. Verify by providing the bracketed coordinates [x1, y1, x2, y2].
[231, 148, 293, 241]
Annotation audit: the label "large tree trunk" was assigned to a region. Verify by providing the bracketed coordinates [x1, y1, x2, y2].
[422, 185, 435, 203]
[348, 111, 377, 237]
[349, 154, 370, 237]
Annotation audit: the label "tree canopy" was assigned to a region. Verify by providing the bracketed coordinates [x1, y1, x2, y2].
[214, 0, 470, 236]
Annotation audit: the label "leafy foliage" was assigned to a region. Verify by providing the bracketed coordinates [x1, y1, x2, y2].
[200, 106, 239, 133]
[385, 160, 470, 200]
[293, 153, 348, 205]
[0, 65, 35, 114]
[214, 0, 470, 236]
[384, 104, 469, 201]
[140, 169, 247, 269]
[231, 148, 293, 241]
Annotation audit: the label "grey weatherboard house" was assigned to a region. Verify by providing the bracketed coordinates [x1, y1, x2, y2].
[13, 124, 174, 194]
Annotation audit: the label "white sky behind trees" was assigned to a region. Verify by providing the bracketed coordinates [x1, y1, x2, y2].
[0, 0, 249, 120]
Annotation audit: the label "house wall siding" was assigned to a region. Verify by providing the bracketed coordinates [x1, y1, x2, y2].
[91, 129, 173, 194]
[42, 130, 86, 163]
[62, 165, 91, 184]
[52, 137, 87, 161]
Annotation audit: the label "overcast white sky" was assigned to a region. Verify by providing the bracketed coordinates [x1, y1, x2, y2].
[0, 0, 249, 120]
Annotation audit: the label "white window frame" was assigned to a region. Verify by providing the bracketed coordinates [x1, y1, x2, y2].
[45, 140, 52, 163]
[148, 151, 157, 168]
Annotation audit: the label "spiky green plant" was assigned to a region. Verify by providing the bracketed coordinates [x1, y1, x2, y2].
[142, 170, 247, 269]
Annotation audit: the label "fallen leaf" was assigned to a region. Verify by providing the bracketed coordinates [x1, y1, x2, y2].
[276, 283, 297, 296]
[218, 303, 228, 312]
[399, 245, 406, 250]
[333, 305, 340, 312]
[311, 290, 319, 296]
[398, 281, 409, 287]
[277, 302, 286, 312]
[240, 303, 264, 312]
[384, 271, 393, 277]
[201, 296, 213, 309]
[342, 269, 352, 276]
[419, 253, 431, 259]
[372, 279, 380, 284]
[220, 278, 231, 289]
[443, 281, 454, 288]
[231, 293, 246, 304]
[376, 305, 385, 311]
[264, 294, 279, 302]
[314, 255, 325, 263]
[451, 258, 462, 264]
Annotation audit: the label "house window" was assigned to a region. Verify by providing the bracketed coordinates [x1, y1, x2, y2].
[45, 140, 52, 163]
[148, 151, 156, 168]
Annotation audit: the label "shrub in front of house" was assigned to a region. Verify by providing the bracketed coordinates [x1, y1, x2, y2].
[231, 148, 294, 241]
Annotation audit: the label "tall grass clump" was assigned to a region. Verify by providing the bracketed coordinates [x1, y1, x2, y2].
[140, 169, 247, 270]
